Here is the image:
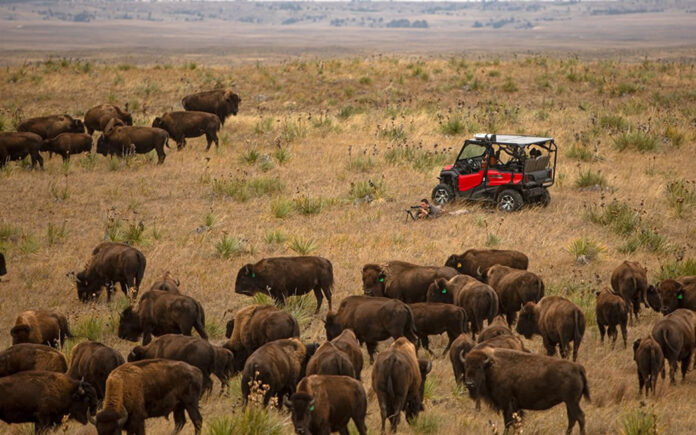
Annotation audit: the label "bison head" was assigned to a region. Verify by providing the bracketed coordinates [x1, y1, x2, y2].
[426, 277, 453, 303]
[10, 324, 32, 345]
[127, 345, 147, 362]
[515, 302, 539, 339]
[225, 91, 241, 116]
[117, 307, 142, 342]
[645, 284, 662, 313]
[445, 254, 466, 274]
[324, 313, 342, 341]
[94, 408, 129, 435]
[71, 118, 86, 133]
[464, 349, 493, 400]
[658, 280, 684, 314]
[235, 264, 267, 296]
[121, 112, 133, 126]
[362, 264, 386, 297]
[287, 391, 314, 435]
[70, 380, 98, 425]
[152, 117, 164, 129]
[96, 135, 109, 156]
[75, 270, 102, 302]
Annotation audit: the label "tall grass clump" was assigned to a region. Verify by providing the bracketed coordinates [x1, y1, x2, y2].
[566, 144, 594, 162]
[612, 131, 658, 153]
[288, 236, 317, 255]
[205, 410, 284, 435]
[278, 292, 315, 329]
[377, 121, 408, 142]
[585, 201, 639, 236]
[656, 258, 696, 281]
[666, 179, 696, 217]
[663, 126, 684, 148]
[384, 143, 453, 173]
[239, 148, 260, 165]
[294, 196, 324, 215]
[215, 235, 245, 259]
[280, 118, 307, 143]
[575, 169, 607, 189]
[264, 229, 288, 245]
[72, 315, 112, 341]
[567, 237, 604, 264]
[599, 114, 629, 132]
[619, 407, 657, 435]
[349, 178, 385, 200]
[47, 222, 68, 245]
[212, 177, 284, 202]
[439, 116, 465, 135]
[270, 198, 293, 219]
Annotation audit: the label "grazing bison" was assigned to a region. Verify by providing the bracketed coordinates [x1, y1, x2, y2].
[306, 341, 355, 378]
[611, 260, 649, 322]
[235, 256, 333, 314]
[0, 371, 97, 432]
[93, 359, 203, 434]
[427, 275, 499, 337]
[118, 290, 207, 345]
[372, 338, 431, 433]
[0, 132, 44, 169]
[517, 296, 586, 361]
[17, 114, 84, 139]
[362, 260, 458, 303]
[41, 132, 92, 161]
[67, 341, 124, 400]
[97, 120, 169, 164]
[633, 336, 665, 396]
[148, 271, 181, 293]
[11, 310, 71, 348]
[325, 295, 418, 363]
[73, 241, 146, 302]
[595, 288, 629, 349]
[128, 334, 217, 393]
[464, 348, 590, 434]
[288, 375, 367, 435]
[84, 104, 133, 134]
[330, 329, 364, 381]
[450, 334, 475, 385]
[477, 315, 513, 343]
[0, 343, 67, 377]
[646, 278, 696, 315]
[241, 338, 318, 407]
[482, 264, 545, 326]
[223, 304, 299, 372]
[650, 309, 696, 383]
[182, 89, 240, 125]
[409, 302, 468, 354]
[152, 111, 221, 150]
[445, 248, 528, 278]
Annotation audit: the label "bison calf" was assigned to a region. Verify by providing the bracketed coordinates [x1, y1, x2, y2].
[67, 341, 125, 400]
[595, 288, 629, 349]
[633, 336, 665, 396]
[11, 309, 71, 348]
[0, 343, 67, 377]
[651, 308, 696, 384]
[409, 302, 468, 354]
[41, 132, 92, 161]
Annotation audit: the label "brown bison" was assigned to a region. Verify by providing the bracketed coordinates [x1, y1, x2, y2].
[646, 277, 696, 315]
[482, 264, 545, 326]
[0, 371, 97, 432]
[465, 348, 590, 434]
[235, 256, 334, 314]
[288, 374, 367, 435]
[306, 341, 355, 378]
[449, 333, 475, 385]
[611, 260, 649, 322]
[0, 132, 44, 169]
[595, 288, 629, 349]
[409, 302, 469, 354]
[17, 114, 84, 139]
[477, 315, 515, 343]
[427, 275, 499, 337]
[517, 296, 586, 361]
[650, 309, 696, 383]
[0, 343, 67, 377]
[362, 260, 458, 303]
[41, 132, 92, 161]
[11, 310, 71, 348]
[325, 295, 418, 363]
[118, 290, 207, 345]
[128, 334, 217, 393]
[93, 359, 203, 434]
[329, 329, 363, 381]
[212, 346, 236, 392]
[73, 241, 146, 302]
[372, 338, 432, 433]
[148, 271, 181, 293]
[84, 104, 133, 134]
[445, 248, 528, 278]
[633, 336, 665, 396]
[152, 111, 221, 150]
[241, 338, 318, 407]
[67, 341, 125, 400]
[182, 89, 241, 125]
[223, 304, 300, 372]
[97, 120, 169, 164]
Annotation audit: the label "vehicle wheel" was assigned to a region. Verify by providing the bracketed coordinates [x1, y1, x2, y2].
[497, 189, 523, 212]
[538, 189, 551, 207]
[432, 183, 454, 205]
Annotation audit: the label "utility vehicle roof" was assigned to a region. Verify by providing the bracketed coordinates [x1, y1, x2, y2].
[471, 134, 554, 147]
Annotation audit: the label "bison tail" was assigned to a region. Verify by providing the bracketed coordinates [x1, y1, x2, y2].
[405, 306, 419, 345]
[573, 310, 583, 347]
[661, 328, 679, 357]
[487, 290, 499, 322]
[536, 278, 545, 302]
[580, 367, 591, 402]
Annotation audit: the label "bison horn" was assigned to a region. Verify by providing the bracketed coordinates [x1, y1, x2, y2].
[476, 266, 482, 277]
[283, 396, 293, 409]
[426, 360, 432, 374]
[117, 410, 129, 427]
[88, 413, 97, 425]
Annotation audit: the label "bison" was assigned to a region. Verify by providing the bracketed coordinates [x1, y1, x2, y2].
[67, 341, 125, 400]
[223, 304, 299, 372]
[595, 288, 629, 349]
[11, 310, 71, 348]
[0, 132, 44, 169]
[477, 315, 513, 343]
[118, 290, 207, 345]
[0, 343, 67, 377]
[212, 346, 236, 392]
[93, 359, 203, 434]
[482, 264, 545, 326]
[182, 89, 240, 125]
[84, 104, 133, 134]
[73, 241, 146, 303]
[362, 260, 458, 303]
[372, 338, 432, 433]
[17, 114, 84, 139]
[449, 333, 475, 385]
[409, 302, 468, 354]
[445, 248, 528, 278]
[306, 341, 355, 378]
[650, 309, 696, 383]
[97, 120, 169, 164]
[152, 111, 221, 150]
[646, 277, 696, 315]
[0, 252, 5, 278]
[633, 336, 665, 396]
[329, 329, 364, 381]
[0, 371, 97, 432]
[464, 348, 590, 434]
[287, 374, 367, 435]
[516, 296, 586, 361]
[41, 132, 92, 161]
[235, 256, 333, 314]
[325, 295, 418, 363]
[611, 260, 649, 323]
[148, 271, 181, 293]
[241, 338, 318, 408]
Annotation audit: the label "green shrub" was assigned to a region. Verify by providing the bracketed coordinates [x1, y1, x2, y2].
[384, 143, 453, 173]
[666, 179, 696, 217]
[280, 118, 307, 143]
[358, 76, 372, 85]
[254, 117, 274, 135]
[663, 126, 684, 148]
[485, 233, 500, 247]
[264, 229, 288, 245]
[501, 77, 519, 93]
[599, 114, 629, 132]
[279, 292, 315, 329]
[377, 122, 408, 142]
[47, 222, 68, 246]
[273, 146, 291, 164]
[575, 169, 607, 189]
[612, 131, 658, 153]
[239, 148, 260, 165]
[586, 201, 639, 236]
[216, 235, 245, 259]
[294, 196, 324, 215]
[72, 315, 112, 341]
[338, 105, 360, 119]
[612, 82, 640, 97]
[347, 155, 376, 173]
[205, 409, 284, 435]
[408, 414, 440, 434]
[288, 237, 317, 255]
[566, 144, 594, 162]
[19, 234, 40, 254]
[567, 237, 604, 263]
[656, 258, 696, 281]
[349, 179, 385, 200]
[619, 407, 657, 435]
[633, 227, 668, 253]
[205, 319, 224, 339]
[270, 198, 293, 219]
[439, 116, 465, 135]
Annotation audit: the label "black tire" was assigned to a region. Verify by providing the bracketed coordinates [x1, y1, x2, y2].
[497, 189, 524, 212]
[538, 188, 551, 207]
[432, 183, 454, 205]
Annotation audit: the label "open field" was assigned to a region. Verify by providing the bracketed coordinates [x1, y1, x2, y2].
[1, 53, 696, 434]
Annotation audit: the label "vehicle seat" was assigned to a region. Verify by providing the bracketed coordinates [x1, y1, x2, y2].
[524, 155, 549, 172]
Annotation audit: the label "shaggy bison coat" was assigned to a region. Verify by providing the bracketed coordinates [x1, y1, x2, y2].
[595, 288, 629, 349]
[408, 302, 469, 354]
[41, 132, 92, 161]
[646, 277, 696, 315]
[148, 271, 181, 294]
[152, 111, 220, 150]
[445, 248, 528, 278]
[0, 132, 44, 169]
[650, 309, 696, 383]
[427, 275, 499, 337]
[633, 336, 665, 396]
[329, 329, 364, 381]
[306, 341, 355, 378]
[477, 315, 515, 343]
[17, 114, 84, 139]
[449, 334, 475, 385]
[0, 343, 67, 377]
[74, 241, 146, 302]
[97, 121, 169, 164]
[67, 341, 125, 400]
[362, 260, 458, 303]
[84, 104, 133, 134]
[181, 89, 240, 125]
[611, 260, 649, 322]
[483, 264, 545, 326]
[11, 310, 71, 348]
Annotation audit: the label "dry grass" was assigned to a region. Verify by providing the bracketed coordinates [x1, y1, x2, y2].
[0, 56, 695, 434]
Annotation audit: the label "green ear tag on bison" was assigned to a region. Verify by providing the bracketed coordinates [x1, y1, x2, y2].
[678, 292, 684, 300]
[251, 272, 256, 278]
[442, 288, 447, 294]
[379, 277, 385, 283]
[457, 263, 462, 268]
[309, 405, 315, 412]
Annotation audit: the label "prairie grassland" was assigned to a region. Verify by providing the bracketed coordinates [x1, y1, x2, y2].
[0, 56, 695, 434]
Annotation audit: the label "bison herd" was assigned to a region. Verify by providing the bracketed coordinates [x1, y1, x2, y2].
[0, 246, 693, 434]
[0, 89, 241, 168]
